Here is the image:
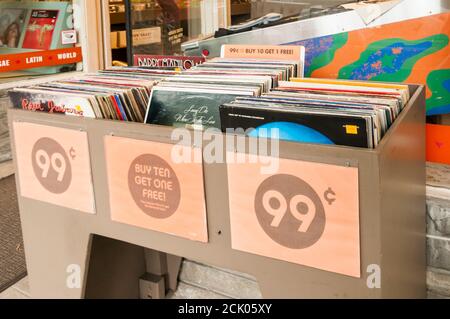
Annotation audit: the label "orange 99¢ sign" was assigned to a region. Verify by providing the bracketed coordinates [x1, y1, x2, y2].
[227, 153, 360, 277]
[13, 122, 95, 214]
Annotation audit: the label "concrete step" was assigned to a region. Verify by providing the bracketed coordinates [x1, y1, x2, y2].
[178, 259, 262, 299]
[428, 237, 450, 272]
[427, 267, 450, 297]
[169, 282, 229, 299]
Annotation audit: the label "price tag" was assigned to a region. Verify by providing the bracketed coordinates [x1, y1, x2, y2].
[104, 136, 207, 242]
[13, 122, 95, 214]
[227, 154, 360, 277]
[61, 30, 77, 45]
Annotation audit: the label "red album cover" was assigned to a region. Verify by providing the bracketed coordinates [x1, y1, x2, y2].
[22, 10, 59, 50]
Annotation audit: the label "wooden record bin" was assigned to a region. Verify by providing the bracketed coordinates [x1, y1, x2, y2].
[7, 84, 426, 299]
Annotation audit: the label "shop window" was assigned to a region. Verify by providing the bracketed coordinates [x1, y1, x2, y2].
[110, 0, 228, 63]
[110, 0, 353, 65]
[0, 0, 84, 83]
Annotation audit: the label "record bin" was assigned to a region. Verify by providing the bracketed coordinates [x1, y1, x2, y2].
[7, 84, 426, 299]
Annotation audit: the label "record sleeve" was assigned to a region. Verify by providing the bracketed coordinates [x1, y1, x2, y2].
[220, 103, 371, 148]
[146, 87, 254, 129]
[9, 89, 96, 118]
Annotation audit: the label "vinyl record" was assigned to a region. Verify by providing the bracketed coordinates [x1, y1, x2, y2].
[248, 122, 335, 145]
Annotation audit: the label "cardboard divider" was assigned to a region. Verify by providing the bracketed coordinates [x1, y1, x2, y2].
[7, 85, 427, 298]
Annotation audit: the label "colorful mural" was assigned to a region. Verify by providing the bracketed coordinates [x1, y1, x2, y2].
[427, 69, 450, 116]
[286, 13, 450, 116]
[289, 33, 348, 77]
[338, 35, 448, 82]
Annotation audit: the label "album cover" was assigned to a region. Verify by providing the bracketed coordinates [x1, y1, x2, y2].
[0, 8, 27, 48]
[220, 103, 371, 148]
[22, 9, 59, 50]
[9, 89, 97, 118]
[145, 87, 254, 129]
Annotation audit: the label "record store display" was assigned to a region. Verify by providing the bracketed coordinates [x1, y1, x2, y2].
[8, 49, 411, 149]
[0, 0, 436, 301]
[221, 78, 410, 148]
[8, 67, 178, 121]
[145, 57, 299, 129]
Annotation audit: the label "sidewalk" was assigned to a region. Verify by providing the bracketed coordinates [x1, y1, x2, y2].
[0, 260, 262, 299]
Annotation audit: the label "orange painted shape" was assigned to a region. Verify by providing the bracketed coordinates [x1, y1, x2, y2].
[426, 124, 450, 165]
[312, 12, 450, 90]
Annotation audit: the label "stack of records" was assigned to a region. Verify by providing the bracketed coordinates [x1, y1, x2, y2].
[145, 58, 300, 129]
[9, 63, 409, 149]
[8, 67, 178, 121]
[220, 78, 410, 149]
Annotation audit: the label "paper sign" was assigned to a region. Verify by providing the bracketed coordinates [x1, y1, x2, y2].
[221, 44, 305, 76]
[427, 124, 450, 165]
[105, 136, 208, 242]
[227, 154, 360, 277]
[12, 122, 95, 214]
[61, 30, 77, 45]
[133, 27, 161, 46]
[221, 44, 305, 62]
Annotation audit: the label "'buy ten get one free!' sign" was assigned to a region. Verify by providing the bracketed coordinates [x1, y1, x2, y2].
[105, 136, 208, 242]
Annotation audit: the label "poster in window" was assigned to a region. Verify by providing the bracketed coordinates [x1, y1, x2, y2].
[22, 10, 59, 50]
[0, 8, 27, 48]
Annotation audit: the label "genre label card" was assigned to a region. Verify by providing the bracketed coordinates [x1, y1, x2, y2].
[227, 154, 360, 277]
[105, 136, 208, 242]
[13, 122, 95, 214]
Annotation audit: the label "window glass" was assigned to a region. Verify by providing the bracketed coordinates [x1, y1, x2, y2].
[112, 0, 354, 64]
[0, 0, 78, 82]
[231, 0, 353, 25]
[110, 0, 228, 63]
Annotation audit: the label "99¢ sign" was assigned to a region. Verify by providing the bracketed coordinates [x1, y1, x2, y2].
[32, 137, 73, 194]
[254, 174, 327, 249]
[227, 153, 360, 278]
[13, 122, 95, 214]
